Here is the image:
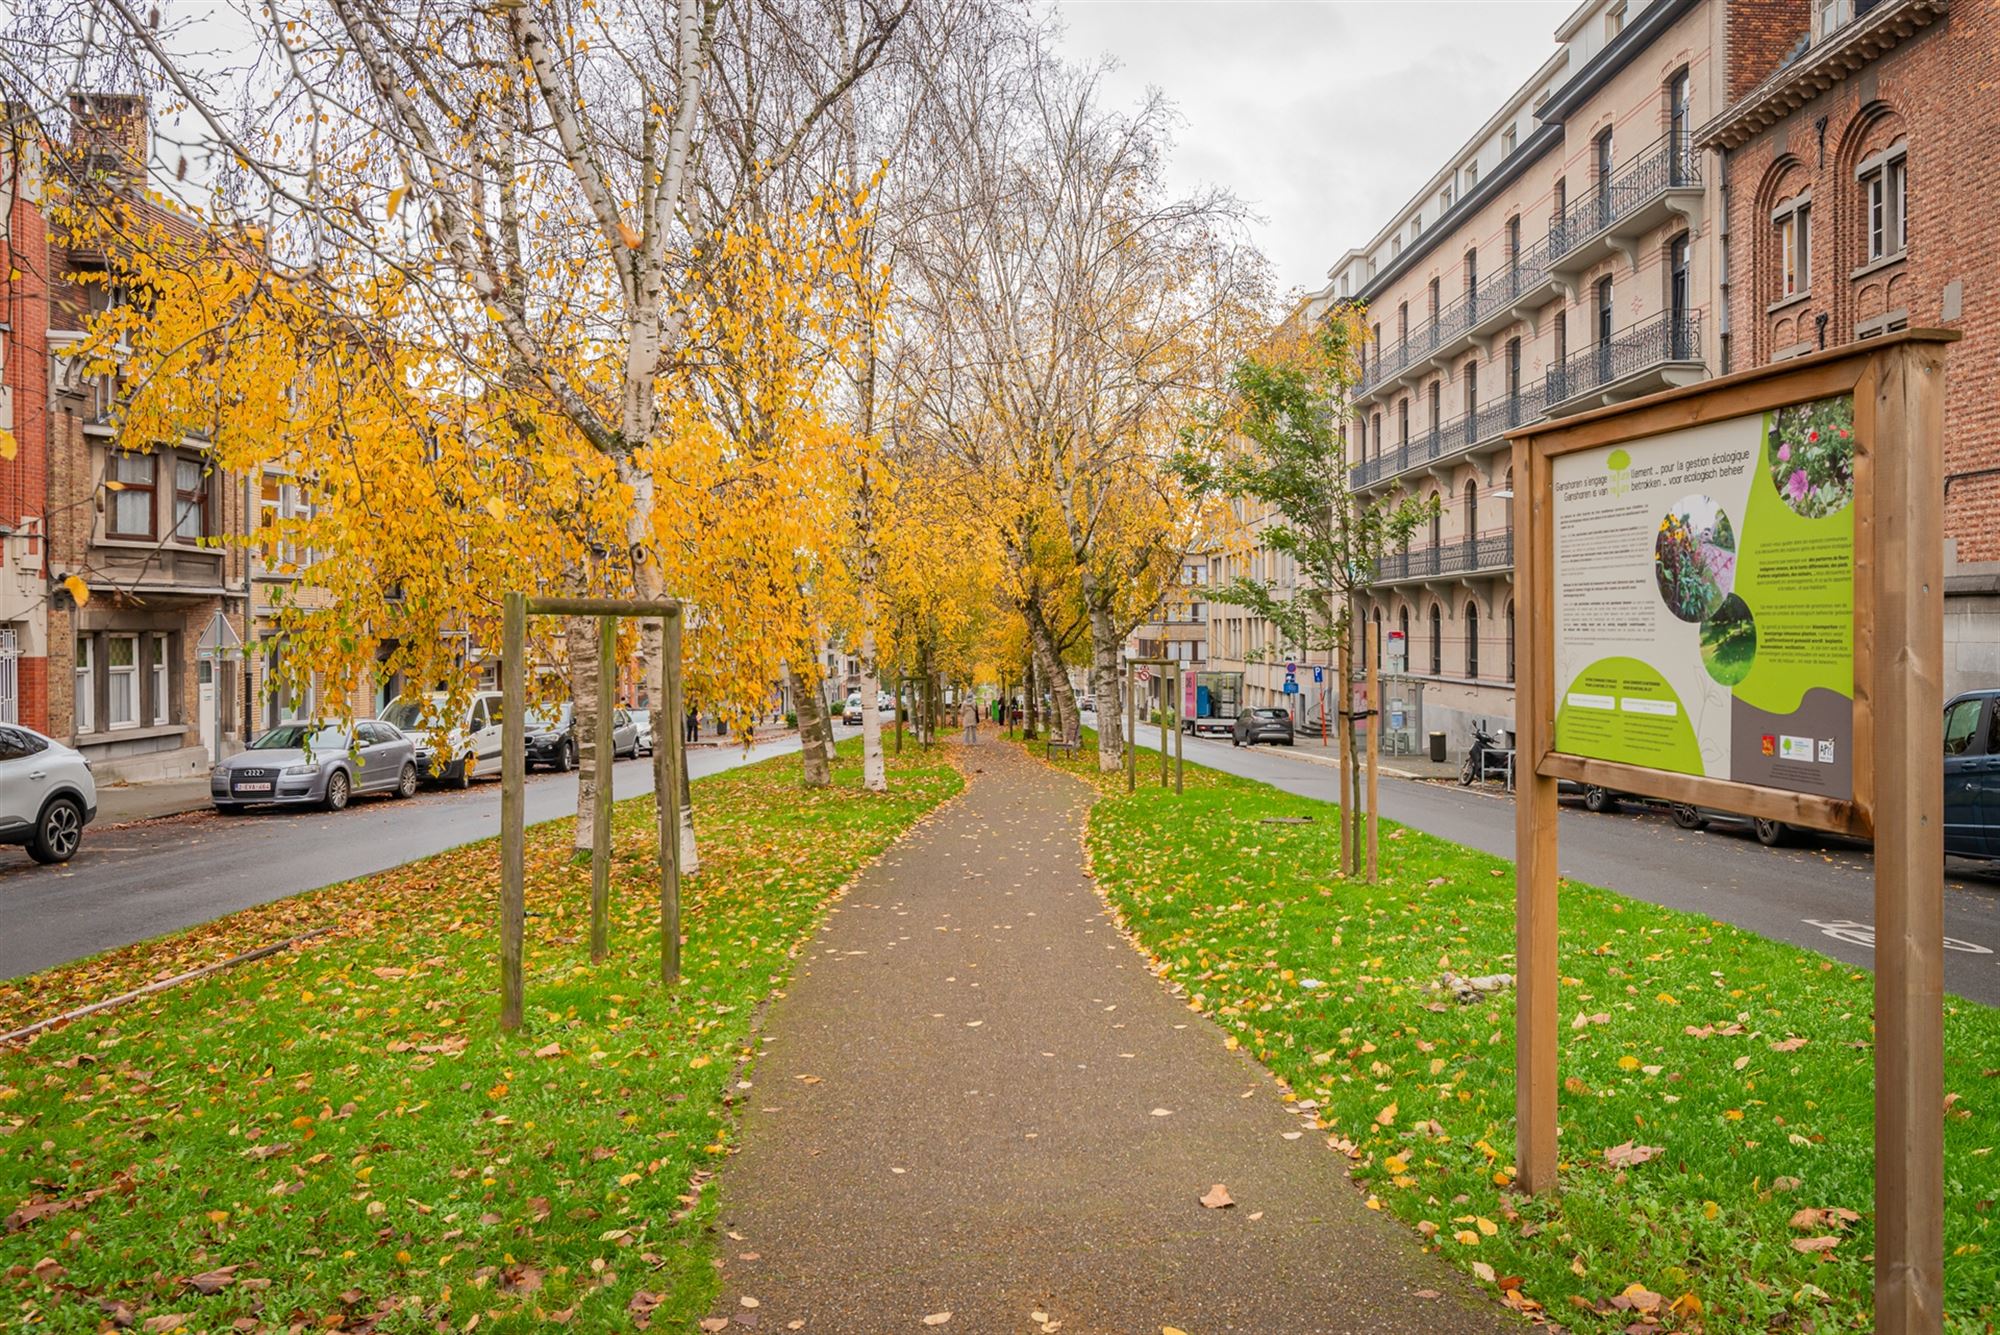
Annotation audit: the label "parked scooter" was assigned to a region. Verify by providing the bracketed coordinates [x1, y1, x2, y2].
[1459, 720, 1503, 786]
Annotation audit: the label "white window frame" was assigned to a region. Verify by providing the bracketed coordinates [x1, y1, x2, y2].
[1858, 143, 1907, 262]
[1772, 194, 1812, 300]
[148, 635, 170, 725]
[75, 637, 93, 733]
[107, 632, 140, 730]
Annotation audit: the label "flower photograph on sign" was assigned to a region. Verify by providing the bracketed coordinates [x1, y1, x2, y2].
[1768, 394, 1856, 518]
[1654, 494, 1737, 622]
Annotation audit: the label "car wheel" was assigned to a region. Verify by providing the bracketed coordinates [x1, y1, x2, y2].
[323, 770, 352, 812]
[453, 758, 474, 790]
[1583, 785, 1616, 814]
[27, 796, 84, 864]
[1670, 803, 1706, 831]
[396, 762, 419, 799]
[1753, 817, 1790, 847]
[558, 739, 576, 773]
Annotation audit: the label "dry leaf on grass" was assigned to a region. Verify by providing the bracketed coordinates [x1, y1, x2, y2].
[1602, 1141, 1664, 1168]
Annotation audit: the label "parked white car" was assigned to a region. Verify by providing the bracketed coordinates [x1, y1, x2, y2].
[0, 725, 97, 863]
[381, 690, 506, 787]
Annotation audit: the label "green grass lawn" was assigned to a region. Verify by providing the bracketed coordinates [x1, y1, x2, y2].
[1031, 729, 1998, 1333]
[1, 740, 960, 1333]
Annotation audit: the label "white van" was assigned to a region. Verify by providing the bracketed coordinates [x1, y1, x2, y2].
[381, 690, 506, 788]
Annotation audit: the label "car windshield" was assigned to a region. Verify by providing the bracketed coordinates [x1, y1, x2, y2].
[525, 704, 571, 731]
[252, 725, 349, 752]
[1256, 709, 1290, 720]
[380, 700, 430, 732]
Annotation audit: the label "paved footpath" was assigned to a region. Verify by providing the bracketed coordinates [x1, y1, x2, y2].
[708, 740, 1518, 1334]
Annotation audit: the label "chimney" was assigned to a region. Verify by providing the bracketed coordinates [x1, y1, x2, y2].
[67, 91, 149, 192]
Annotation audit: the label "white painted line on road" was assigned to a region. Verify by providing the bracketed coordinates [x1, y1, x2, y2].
[1803, 918, 1994, 955]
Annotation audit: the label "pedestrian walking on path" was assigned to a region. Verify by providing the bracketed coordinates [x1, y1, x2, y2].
[706, 740, 1509, 1333]
[961, 698, 980, 744]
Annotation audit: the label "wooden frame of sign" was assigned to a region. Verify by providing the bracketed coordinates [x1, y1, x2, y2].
[1510, 331, 1954, 1335]
[498, 593, 687, 1032]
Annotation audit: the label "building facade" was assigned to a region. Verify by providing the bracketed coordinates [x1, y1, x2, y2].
[1329, 0, 1809, 752]
[0, 110, 52, 733]
[1696, 0, 2000, 694]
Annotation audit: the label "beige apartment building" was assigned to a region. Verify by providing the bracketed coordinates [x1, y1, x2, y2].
[1327, 0, 1799, 753]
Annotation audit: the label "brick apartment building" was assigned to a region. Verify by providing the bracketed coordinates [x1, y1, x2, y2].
[1696, 0, 2000, 693]
[44, 94, 253, 780]
[0, 109, 52, 733]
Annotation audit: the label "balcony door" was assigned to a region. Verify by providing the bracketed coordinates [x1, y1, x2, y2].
[1669, 233, 1691, 359]
[1668, 70, 1692, 184]
[1596, 277, 1615, 386]
[1463, 480, 1479, 566]
[1506, 338, 1522, 423]
[1594, 128, 1614, 228]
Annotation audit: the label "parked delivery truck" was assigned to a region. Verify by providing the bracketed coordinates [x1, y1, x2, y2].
[1184, 670, 1242, 738]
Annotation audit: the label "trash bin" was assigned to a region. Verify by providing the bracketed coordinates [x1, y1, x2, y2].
[1428, 730, 1447, 763]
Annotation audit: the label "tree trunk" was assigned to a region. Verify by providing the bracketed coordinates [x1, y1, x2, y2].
[1086, 596, 1124, 772]
[568, 615, 600, 859]
[1023, 599, 1077, 744]
[1022, 656, 1038, 741]
[789, 663, 832, 788]
[860, 632, 885, 792]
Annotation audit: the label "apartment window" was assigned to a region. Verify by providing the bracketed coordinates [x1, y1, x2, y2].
[1606, 2, 1626, 39]
[74, 637, 94, 734]
[1371, 412, 1382, 459]
[1861, 147, 1907, 260]
[1428, 278, 1441, 322]
[1506, 215, 1521, 271]
[1428, 492, 1442, 549]
[1553, 176, 1566, 217]
[1813, 0, 1854, 41]
[108, 452, 156, 539]
[1392, 236, 1403, 258]
[1464, 479, 1479, 538]
[1668, 69, 1692, 182]
[1397, 301, 1409, 343]
[1428, 604, 1443, 675]
[1440, 184, 1454, 213]
[148, 635, 170, 725]
[1554, 309, 1568, 365]
[1464, 162, 1479, 192]
[1502, 125, 1518, 157]
[107, 633, 139, 730]
[1775, 195, 1811, 298]
[1464, 357, 1479, 419]
[173, 457, 210, 542]
[1465, 602, 1480, 679]
[1398, 398, 1410, 447]
[1596, 277, 1615, 345]
[1427, 381, 1441, 431]
[1506, 337, 1522, 402]
[1594, 128, 1615, 222]
[1398, 607, 1411, 666]
[1410, 216, 1422, 242]
[1464, 247, 1478, 298]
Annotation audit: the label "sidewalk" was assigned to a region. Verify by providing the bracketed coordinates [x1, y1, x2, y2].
[706, 739, 1512, 1332]
[95, 776, 215, 825]
[1273, 739, 1466, 782]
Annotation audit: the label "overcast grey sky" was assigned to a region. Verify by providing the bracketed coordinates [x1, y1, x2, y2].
[1050, 0, 1576, 299]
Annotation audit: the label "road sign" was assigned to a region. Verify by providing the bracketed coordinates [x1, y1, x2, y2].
[1312, 666, 1324, 684]
[1135, 668, 1151, 683]
[1282, 679, 1298, 695]
[1285, 660, 1296, 675]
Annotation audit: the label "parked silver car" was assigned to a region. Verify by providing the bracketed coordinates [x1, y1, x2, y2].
[212, 721, 419, 812]
[0, 725, 97, 863]
[1232, 706, 1296, 747]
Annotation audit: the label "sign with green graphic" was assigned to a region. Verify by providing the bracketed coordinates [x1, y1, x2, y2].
[1549, 395, 1856, 801]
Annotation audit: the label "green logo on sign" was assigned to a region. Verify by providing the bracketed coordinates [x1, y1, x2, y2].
[1607, 447, 1632, 498]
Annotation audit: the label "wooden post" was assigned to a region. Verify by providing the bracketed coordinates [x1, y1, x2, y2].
[894, 674, 904, 755]
[590, 616, 615, 963]
[1128, 667, 1144, 791]
[1337, 632, 1354, 876]
[1158, 670, 1168, 789]
[659, 611, 684, 986]
[499, 591, 526, 1032]
[1870, 342, 1947, 1335]
[1366, 617, 1380, 884]
[1173, 664, 1184, 794]
[1513, 437, 1559, 1196]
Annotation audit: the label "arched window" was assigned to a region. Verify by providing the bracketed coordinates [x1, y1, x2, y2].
[1506, 599, 1517, 682]
[1428, 604, 1443, 676]
[1466, 601, 1480, 679]
[1398, 605, 1411, 670]
[1464, 479, 1479, 541]
[1428, 492, 1442, 549]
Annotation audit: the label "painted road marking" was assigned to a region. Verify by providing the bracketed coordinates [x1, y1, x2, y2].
[1803, 918, 1994, 955]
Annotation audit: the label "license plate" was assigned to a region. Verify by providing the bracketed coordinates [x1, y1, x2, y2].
[234, 782, 272, 793]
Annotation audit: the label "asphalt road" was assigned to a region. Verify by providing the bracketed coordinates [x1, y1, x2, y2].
[0, 729, 851, 981]
[1127, 724, 2000, 1007]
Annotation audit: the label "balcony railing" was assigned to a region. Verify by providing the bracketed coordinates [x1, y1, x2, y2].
[1371, 529, 1515, 583]
[1545, 309, 1703, 408]
[1355, 240, 1565, 402]
[1349, 385, 1545, 489]
[1548, 132, 1700, 262]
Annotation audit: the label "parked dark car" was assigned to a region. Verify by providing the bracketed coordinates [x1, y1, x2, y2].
[524, 703, 641, 771]
[1232, 706, 1295, 747]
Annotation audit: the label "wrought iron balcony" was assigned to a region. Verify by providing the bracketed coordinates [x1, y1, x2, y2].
[1544, 309, 1704, 416]
[1548, 132, 1703, 282]
[1349, 386, 1545, 490]
[1371, 529, 1515, 584]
